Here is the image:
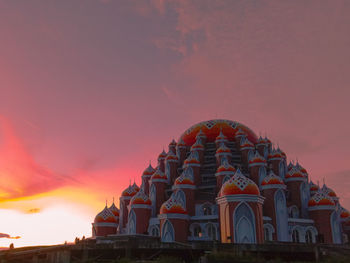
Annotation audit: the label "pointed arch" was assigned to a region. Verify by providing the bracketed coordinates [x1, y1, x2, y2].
[205, 223, 217, 240]
[150, 184, 157, 217]
[259, 166, 267, 185]
[274, 189, 289, 241]
[165, 162, 171, 183]
[248, 150, 254, 161]
[233, 202, 256, 243]
[300, 182, 309, 218]
[161, 220, 175, 242]
[128, 209, 136, 234]
[279, 161, 286, 180]
[263, 146, 269, 159]
[331, 211, 342, 244]
[175, 189, 186, 208]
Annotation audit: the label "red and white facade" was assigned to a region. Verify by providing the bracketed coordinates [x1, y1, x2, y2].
[92, 119, 349, 244]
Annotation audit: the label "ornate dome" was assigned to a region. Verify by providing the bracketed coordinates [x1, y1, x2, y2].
[309, 181, 319, 193]
[174, 168, 195, 186]
[94, 206, 118, 223]
[169, 139, 177, 147]
[191, 138, 204, 150]
[160, 193, 187, 214]
[179, 119, 257, 146]
[109, 202, 120, 217]
[215, 129, 227, 142]
[121, 183, 140, 197]
[158, 150, 167, 161]
[165, 150, 179, 161]
[220, 169, 260, 196]
[322, 184, 337, 198]
[130, 190, 152, 206]
[248, 151, 267, 166]
[308, 191, 335, 208]
[340, 207, 350, 221]
[285, 167, 306, 180]
[261, 171, 284, 186]
[184, 153, 200, 165]
[216, 143, 231, 154]
[268, 148, 283, 160]
[150, 168, 168, 181]
[240, 137, 254, 149]
[142, 164, 155, 178]
[216, 159, 236, 175]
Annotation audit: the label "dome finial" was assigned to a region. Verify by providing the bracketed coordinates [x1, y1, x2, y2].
[105, 199, 108, 207]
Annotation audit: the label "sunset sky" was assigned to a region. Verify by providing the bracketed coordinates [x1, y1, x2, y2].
[1, 0, 350, 248]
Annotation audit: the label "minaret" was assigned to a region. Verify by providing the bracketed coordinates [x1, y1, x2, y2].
[183, 152, 201, 185]
[128, 189, 152, 234]
[261, 171, 289, 241]
[149, 167, 168, 216]
[248, 151, 267, 186]
[157, 150, 167, 172]
[215, 129, 228, 148]
[268, 147, 284, 177]
[176, 138, 187, 164]
[239, 137, 254, 165]
[168, 139, 177, 154]
[191, 137, 205, 164]
[141, 163, 155, 195]
[159, 192, 189, 243]
[173, 167, 196, 216]
[165, 150, 179, 184]
[215, 143, 232, 166]
[215, 157, 235, 193]
[119, 183, 139, 233]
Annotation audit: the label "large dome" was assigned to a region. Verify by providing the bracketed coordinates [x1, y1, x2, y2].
[179, 119, 258, 146]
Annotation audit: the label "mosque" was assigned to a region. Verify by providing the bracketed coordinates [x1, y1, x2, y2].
[92, 119, 350, 244]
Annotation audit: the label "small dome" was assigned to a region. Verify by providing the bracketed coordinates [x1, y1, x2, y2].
[158, 150, 167, 160]
[130, 190, 152, 206]
[240, 138, 254, 149]
[184, 154, 200, 165]
[295, 162, 308, 175]
[268, 148, 283, 160]
[220, 169, 260, 196]
[174, 168, 195, 186]
[309, 181, 319, 193]
[165, 150, 179, 161]
[196, 128, 207, 141]
[322, 184, 337, 198]
[121, 183, 140, 197]
[340, 207, 350, 220]
[248, 151, 267, 166]
[235, 128, 246, 137]
[261, 171, 284, 186]
[109, 202, 120, 217]
[308, 191, 335, 208]
[142, 164, 155, 177]
[169, 139, 177, 147]
[287, 162, 294, 171]
[216, 143, 231, 154]
[256, 136, 265, 145]
[191, 138, 204, 150]
[176, 138, 187, 148]
[160, 193, 187, 214]
[285, 167, 306, 179]
[94, 206, 118, 223]
[215, 130, 227, 142]
[216, 159, 236, 174]
[150, 168, 168, 181]
[179, 119, 257, 146]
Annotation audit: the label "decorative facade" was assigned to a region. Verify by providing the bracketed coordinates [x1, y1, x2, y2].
[92, 119, 350, 244]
